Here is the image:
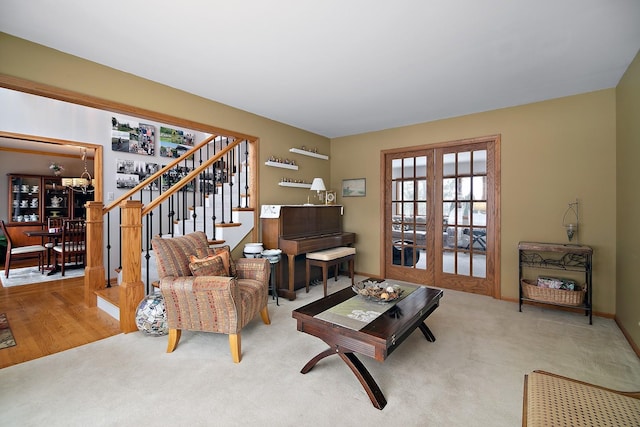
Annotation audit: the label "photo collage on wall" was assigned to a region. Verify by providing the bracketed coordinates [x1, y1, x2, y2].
[161, 166, 194, 192]
[111, 117, 155, 156]
[116, 159, 162, 190]
[111, 119, 198, 192]
[159, 126, 195, 158]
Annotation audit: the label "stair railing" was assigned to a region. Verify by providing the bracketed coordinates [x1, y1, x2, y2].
[85, 135, 255, 332]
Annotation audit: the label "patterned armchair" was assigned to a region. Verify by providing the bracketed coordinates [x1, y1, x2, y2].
[151, 231, 271, 363]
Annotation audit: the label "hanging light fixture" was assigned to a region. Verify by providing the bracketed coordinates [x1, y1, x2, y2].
[63, 148, 95, 194]
[562, 199, 579, 243]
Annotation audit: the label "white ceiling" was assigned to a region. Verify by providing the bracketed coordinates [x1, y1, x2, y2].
[1, 1, 639, 138]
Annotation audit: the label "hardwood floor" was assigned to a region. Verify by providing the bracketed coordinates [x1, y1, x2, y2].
[0, 275, 121, 369]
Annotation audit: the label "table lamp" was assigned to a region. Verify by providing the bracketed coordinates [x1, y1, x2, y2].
[310, 178, 326, 204]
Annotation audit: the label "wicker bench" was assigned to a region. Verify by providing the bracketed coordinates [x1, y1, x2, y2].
[306, 246, 356, 297]
[523, 370, 640, 426]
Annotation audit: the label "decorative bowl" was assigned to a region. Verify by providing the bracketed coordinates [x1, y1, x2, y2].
[261, 249, 282, 262]
[243, 243, 264, 258]
[352, 280, 403, 303]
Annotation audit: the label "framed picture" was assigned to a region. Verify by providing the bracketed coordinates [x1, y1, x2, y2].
[159, 126, 195, 158]
[116, 159, 161, 190]
[342, 178, 366, 197]
[111, 117, 155, 156]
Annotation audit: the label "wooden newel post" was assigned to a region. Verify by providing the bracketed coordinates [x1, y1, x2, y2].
[119, 200, 145, 333]
[84, 201, 106, 307]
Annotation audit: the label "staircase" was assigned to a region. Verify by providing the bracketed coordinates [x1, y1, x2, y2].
[86, 135, 259, 331]
[169, 193, 254, 247]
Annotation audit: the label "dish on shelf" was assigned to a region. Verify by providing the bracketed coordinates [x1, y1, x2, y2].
[352, 280, 404, 303]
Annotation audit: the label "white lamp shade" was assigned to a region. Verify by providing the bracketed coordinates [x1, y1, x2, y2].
[310, 178, 326, 191]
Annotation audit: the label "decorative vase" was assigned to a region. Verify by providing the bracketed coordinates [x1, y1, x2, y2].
[53, 170, 61, 176]
[243, 243, 264, 258]
[135, 293, 168, 336]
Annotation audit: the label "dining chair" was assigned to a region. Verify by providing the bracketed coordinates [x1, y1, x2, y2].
[47, 217, 67, 232]
[52, 219, 86, 276]
[42, 217, 67, 269]
[0, 220, 47, 278]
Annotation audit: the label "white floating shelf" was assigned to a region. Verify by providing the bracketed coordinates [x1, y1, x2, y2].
[278, 182, 312, 188]
[265, 161, 298, 170]
[289, 148, 329, 160]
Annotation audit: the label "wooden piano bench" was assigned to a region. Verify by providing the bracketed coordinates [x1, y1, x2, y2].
[306, 247, 356, 297]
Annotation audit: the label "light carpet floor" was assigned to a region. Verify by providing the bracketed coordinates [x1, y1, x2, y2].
[0, 265, 84, 287]
[0, 276, 638, 427]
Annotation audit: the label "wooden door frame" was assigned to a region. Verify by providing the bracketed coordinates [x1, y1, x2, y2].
[0, 131, 103, 203]
[380, 134, 501, 298]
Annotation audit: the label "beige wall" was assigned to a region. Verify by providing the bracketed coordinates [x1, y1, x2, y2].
[331, 90, 617, 314]
[616, 50, 640, 347]
[0, 33, 625, 319]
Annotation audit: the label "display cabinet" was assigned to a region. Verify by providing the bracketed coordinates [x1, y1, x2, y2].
[9, 174, 42, 223]
[518, 241, 593, 324]
[71, 190, 93, 220]
[43, 177, 70, 221]
[7, 174, 93, 225]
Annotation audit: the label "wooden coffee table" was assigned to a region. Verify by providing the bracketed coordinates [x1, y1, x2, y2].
[292, 284, 443, 409]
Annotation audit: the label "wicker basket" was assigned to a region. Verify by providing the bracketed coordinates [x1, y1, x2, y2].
[521, 279, 585, 306]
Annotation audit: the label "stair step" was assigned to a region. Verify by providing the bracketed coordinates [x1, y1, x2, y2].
[96, 286, 120, 306]
[96, 286, 120, 321]
[216, 222, 241, 228]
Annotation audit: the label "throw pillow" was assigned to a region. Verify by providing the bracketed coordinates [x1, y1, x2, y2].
[189, 249, 231, 276]
[151, 232, 210, 278]
[189, 254, 229, 277]
[209, 245, 237, 277]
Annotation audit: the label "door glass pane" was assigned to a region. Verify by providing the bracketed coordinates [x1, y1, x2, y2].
[472, 203, 487, 227]
[458, 151, 471, 175]
[404, 157, 415, 178]
[403, 181, 415, 200]
[472, 253, 486, 278]
[403, 202, 413, 217]
[472, 176, 486, 200]
[443, 153, 456, 176]
[456, 252, 470, 276]
[442, 251, 454, 274]
[417, 179, 427, 200]
[458, 202, 471, 225]
[474, 150, 487, 174]
[392, 159, 402, 179]
[416, 156, 427, 177]
[415, 245, 426, 270]
[458, 177, 471, 200]
[442, 178, 456, 200]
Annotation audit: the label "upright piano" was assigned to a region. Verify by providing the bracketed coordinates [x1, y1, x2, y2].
[261, 205, 355, 300]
